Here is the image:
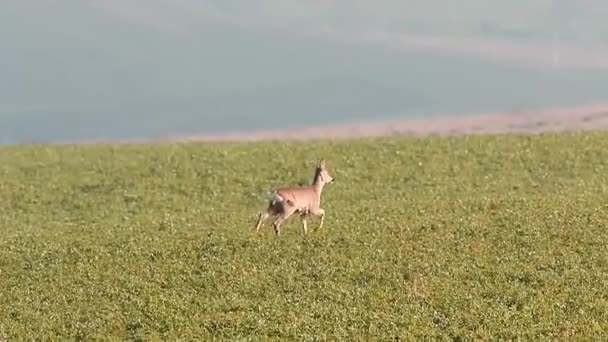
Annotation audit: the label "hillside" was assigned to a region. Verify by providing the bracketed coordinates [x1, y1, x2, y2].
[2, 1, 608, 143]
[1, 132, 607, 339]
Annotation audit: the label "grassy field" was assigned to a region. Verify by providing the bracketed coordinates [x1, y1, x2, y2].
[1, 132, 607, 340]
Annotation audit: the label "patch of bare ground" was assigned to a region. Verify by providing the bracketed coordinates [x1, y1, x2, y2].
[45, 103, 608, 146]
[171, 103, 608, 143]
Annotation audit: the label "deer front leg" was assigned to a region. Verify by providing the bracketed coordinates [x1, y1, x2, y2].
[310, 208, 325, 230]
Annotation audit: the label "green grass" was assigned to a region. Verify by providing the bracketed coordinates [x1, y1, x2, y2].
[1, 132, 608, 340]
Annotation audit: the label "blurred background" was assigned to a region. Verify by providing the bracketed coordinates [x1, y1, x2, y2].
[2, 0, 608, 143]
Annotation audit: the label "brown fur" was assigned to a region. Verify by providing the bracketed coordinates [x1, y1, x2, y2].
[254, 158, 335, 235]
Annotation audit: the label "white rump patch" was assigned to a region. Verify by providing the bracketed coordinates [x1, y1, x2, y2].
[269, 191, 284, 204]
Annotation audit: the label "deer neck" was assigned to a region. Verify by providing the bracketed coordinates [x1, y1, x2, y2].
[312, 171, 325, 197]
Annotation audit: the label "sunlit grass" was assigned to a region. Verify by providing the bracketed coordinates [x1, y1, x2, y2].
[1, 132, 607, 340]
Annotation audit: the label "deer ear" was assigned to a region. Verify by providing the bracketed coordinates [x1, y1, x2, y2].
[318, 158, 326, 168]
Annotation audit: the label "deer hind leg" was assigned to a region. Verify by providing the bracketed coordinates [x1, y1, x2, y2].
[255, 202, 277, 233]
[272, 206, 297, 236]
[272, 215, 287, 236]
[255, 211, 270, 233]
[300, 211, 309, 235]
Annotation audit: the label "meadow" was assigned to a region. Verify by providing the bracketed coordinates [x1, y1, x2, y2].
[1, 132, 607, 340]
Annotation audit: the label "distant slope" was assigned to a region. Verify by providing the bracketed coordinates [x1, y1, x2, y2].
[2, 1, 608, 143]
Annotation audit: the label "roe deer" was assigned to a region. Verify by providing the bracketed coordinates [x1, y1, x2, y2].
[254, 158, 335, 236]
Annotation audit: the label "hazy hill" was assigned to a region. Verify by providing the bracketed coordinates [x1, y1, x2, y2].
[2, 1, 608, 143]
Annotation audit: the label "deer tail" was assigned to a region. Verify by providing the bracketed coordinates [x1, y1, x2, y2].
[269, 190, 294, 206]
